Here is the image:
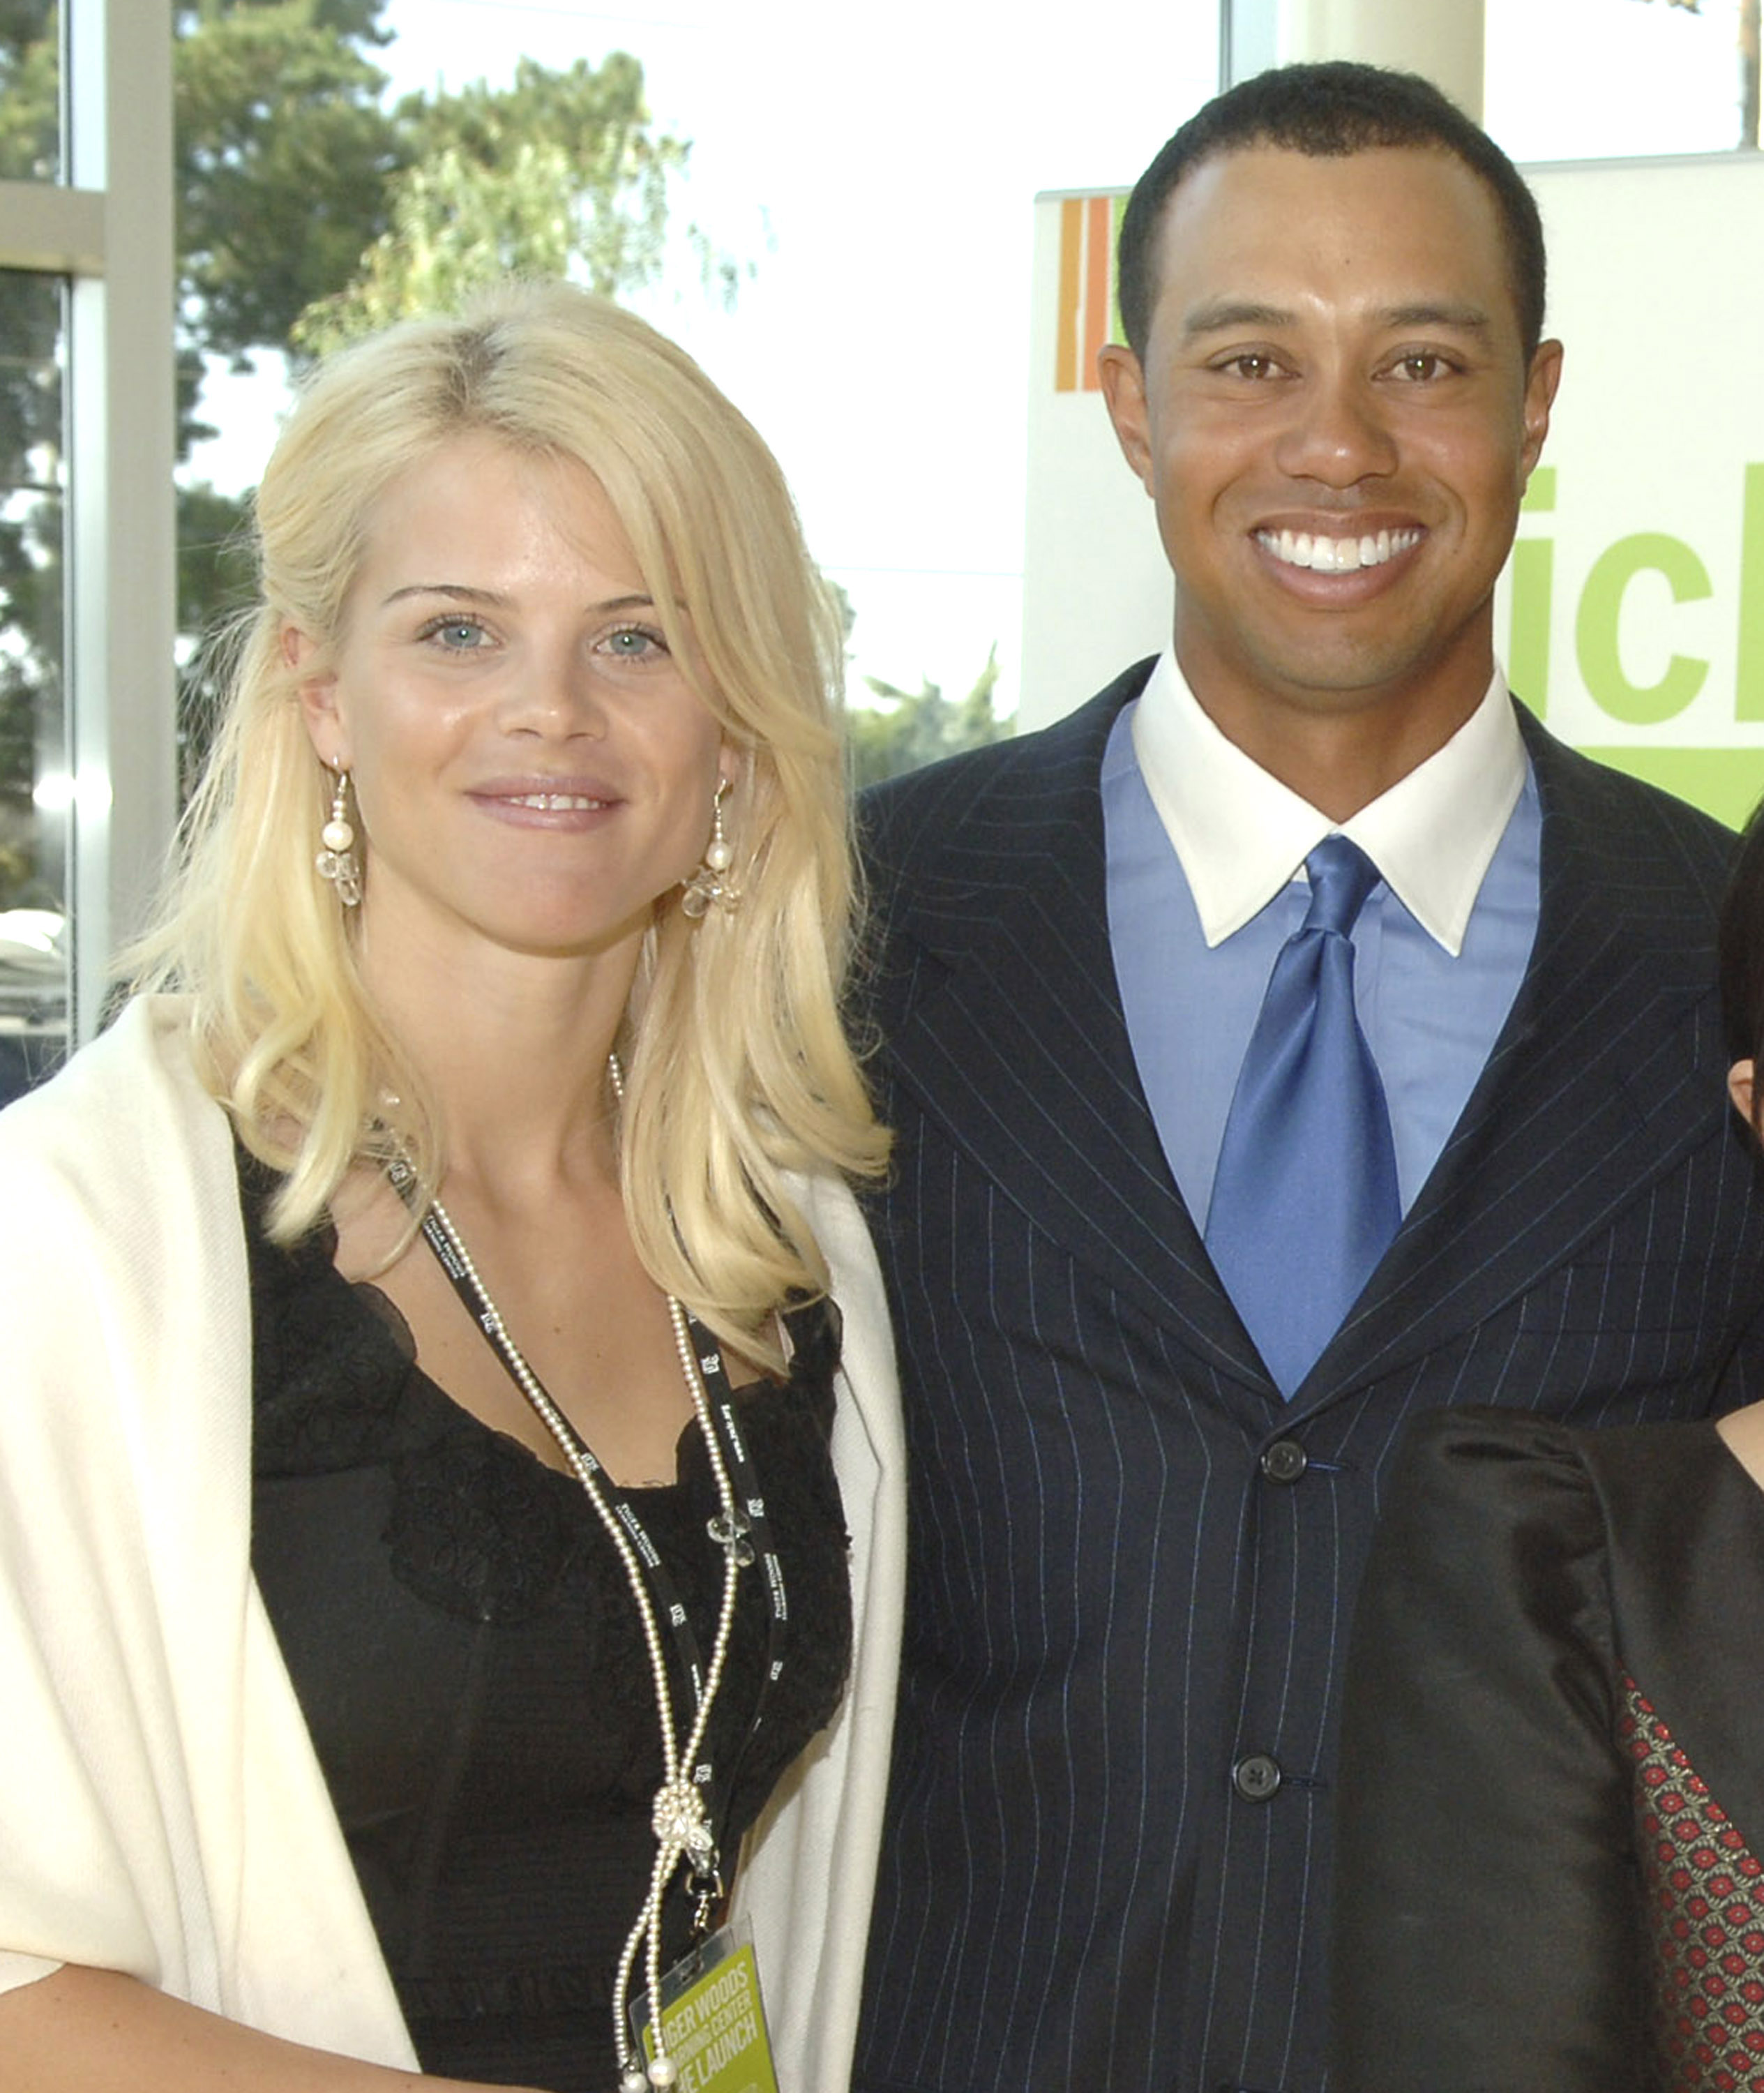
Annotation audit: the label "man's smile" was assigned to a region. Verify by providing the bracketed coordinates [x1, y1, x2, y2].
[1253, 526, 1425, 573]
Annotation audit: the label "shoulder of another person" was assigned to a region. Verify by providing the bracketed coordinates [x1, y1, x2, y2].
[1394, 1400, 1583, 1471]
[1382, 1404, 1595, 1544]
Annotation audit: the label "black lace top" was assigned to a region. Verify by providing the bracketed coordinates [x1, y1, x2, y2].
[241, 1155, 854, 2092]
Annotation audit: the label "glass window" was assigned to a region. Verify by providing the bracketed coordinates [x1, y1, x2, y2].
[0, 267, 68, 1102]
[1486, 0, 1754, 161]
[0, 4, 61, 186]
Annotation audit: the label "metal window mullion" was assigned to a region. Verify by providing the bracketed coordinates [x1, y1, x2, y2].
[0, 179, 105, 273]
[65, 0, 175, 1042]
[1221, 0, 1486, 114]
[1220, 0, 1279, 87]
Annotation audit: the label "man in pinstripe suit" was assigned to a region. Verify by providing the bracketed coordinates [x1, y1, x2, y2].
[849, 63, 1764, 2093]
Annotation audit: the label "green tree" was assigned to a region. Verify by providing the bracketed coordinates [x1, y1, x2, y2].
[848, 648, 1011, 790]
[293, 51, 695, 354]
[174, 0, 400, 398]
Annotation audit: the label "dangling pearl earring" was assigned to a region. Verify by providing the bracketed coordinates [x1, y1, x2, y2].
[315, 765, 363, 907]
[681, 777, 739, 918]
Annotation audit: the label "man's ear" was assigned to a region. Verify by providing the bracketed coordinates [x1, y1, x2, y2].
[1731, 1058, 1756, 1134]
[1519, 337, 1564, 483]
[285, 624, 349, 770]
[1097, 343, 1155, 494]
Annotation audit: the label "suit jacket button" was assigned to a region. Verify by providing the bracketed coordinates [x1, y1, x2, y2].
[1232, 1752, 1282, 1803]
[1260, 1438, 1308, 1484]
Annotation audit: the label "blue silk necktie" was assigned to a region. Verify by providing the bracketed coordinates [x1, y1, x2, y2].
[1204, 835, 1401, 1397]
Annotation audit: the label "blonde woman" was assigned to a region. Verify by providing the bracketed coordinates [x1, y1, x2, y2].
[0, 284, 902, 2093]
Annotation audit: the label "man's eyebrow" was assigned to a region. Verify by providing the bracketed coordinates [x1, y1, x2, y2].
[1179, 299, 1495, 340]
[1181, 300, 1296, 339]
[1376, 303, 1493, 333]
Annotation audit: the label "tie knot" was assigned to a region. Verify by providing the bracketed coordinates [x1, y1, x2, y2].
[1302, 835, 1381, 937]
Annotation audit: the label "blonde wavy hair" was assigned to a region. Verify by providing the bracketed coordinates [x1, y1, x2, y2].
[132, 281, 887, 1365]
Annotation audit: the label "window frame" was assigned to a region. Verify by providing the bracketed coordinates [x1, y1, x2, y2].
[0, 0, 175, 1047]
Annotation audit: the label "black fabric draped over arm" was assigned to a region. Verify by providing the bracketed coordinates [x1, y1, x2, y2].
[1330, 1409, 1651, 2093]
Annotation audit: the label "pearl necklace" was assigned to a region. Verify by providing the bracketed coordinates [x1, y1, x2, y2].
[414, 1059, 746, 2093]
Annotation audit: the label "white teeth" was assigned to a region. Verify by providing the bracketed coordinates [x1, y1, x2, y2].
[1258, 527, 1422, 571]
[509, 793, 598, 811]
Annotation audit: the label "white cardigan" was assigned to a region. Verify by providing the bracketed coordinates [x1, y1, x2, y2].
[0, 998, 903, 2092]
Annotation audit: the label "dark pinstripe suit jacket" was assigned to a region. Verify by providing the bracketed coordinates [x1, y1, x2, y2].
[848, 659, 1764, 2093]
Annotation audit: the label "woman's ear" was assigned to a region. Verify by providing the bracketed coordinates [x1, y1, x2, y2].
[285, 624, 349, 768]
[1729, 1058, 1756, 1132]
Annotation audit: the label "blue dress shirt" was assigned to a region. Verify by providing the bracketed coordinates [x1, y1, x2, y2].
[1103, 679, 1542, 1231]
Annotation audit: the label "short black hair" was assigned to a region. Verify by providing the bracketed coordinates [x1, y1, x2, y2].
[1115, 61, 1548, 363]
[1720, 801, 1764, 1139]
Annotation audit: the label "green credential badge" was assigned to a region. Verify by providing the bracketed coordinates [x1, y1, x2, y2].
[634, 1928, 778, 2093]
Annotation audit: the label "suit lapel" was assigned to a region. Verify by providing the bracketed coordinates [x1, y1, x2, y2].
[1301, 711, 1732, 1406]
[870, 665, 1270, 1391]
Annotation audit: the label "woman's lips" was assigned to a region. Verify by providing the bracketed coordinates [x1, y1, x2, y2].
[469, 778, 623, 824]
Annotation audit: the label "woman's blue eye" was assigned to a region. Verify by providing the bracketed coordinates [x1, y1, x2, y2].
[605, 627, 665, 657]
[416, 615, 490, 650]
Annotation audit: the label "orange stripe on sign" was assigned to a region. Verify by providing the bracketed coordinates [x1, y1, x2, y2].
[1057, 195, 1083, 393]
[1083, 193, 1111, 390]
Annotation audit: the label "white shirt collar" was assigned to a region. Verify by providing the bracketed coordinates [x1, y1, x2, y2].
[1129, 652, 1526, 956]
